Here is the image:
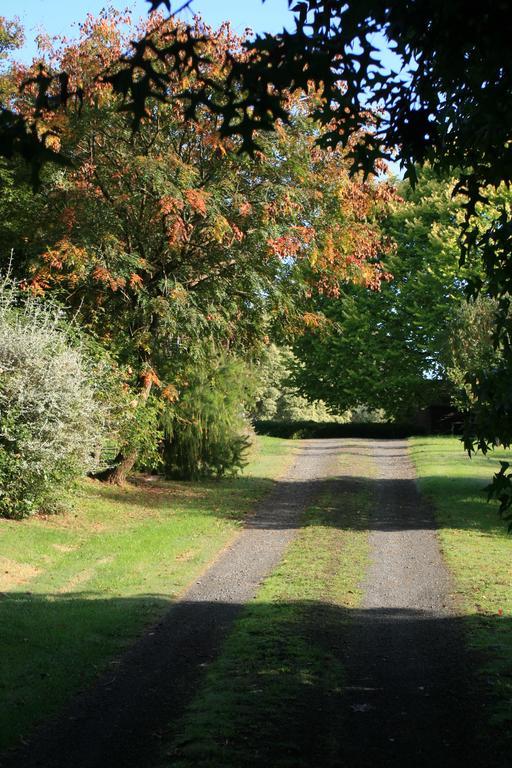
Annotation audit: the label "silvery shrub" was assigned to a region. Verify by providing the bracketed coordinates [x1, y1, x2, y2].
[0, 277, 108, 518]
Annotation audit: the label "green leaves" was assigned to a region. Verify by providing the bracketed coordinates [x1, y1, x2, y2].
[161, 352, 254, 479]
[486, 461, 512, 531]
[292, 168, 480, 419]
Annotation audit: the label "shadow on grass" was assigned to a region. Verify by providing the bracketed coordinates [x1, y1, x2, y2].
[82, 439, 504, 535]
[91, 473, 500, 534]
[85, 473, 279, 521]
[239, 474, 498, 534]
[1, 594, 508, 768]
[1, 439, 507, 767]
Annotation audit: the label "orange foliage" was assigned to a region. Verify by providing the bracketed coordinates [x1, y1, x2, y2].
[238, 201, 252, 217]
[142, 368, 161, 389]
[302, 312, 326, 329]
[267, 236, 302, 259]
[129, 273, 143, 289]
[161, 384, 179, 402]
[184, 188, 209, 217]
[159, 195, 184, 216]
[230, 223, 245, 243]
[61, 206, 76, 232]
[92, 266, 126, 292]
[5, 10, 399, 381]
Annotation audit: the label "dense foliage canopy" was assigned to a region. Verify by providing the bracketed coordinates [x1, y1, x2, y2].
[1, 2, 512, 518]
[292, 169, 494, 419]
[0, 11, 392, 493]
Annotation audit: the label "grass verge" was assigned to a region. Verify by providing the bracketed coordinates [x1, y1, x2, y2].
[163, 448, 373, 768]
[0, 436, 296, 751]
[409, 436, 512, 736]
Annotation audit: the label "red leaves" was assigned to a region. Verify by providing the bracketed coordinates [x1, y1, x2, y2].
[166, 217, 190, 247]
[267, 236, 301, 259]
[230, 223, 245, 243]
[238, 201, 252, 217]
[141, 368, 161, 389]
[92, 266, 126, 292]
[184, 188, 208, 216]
[159, 196, 189, 246]
[267, 227, 314, 260]
[129, 273, 143, 289]
[159, 195, 184, 216]
[61, 206, 76, 232]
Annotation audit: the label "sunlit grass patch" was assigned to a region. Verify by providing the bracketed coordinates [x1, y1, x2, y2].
[0, 436, 295, 751]
[409, 436, 512, 734]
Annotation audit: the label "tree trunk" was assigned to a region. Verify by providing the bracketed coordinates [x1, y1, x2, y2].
[94, 375, 153, 486]
[94, 448, 139, 485]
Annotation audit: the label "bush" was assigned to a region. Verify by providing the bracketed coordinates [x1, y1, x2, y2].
[162, 354, 255, 480]
[0, 280, 107, 517]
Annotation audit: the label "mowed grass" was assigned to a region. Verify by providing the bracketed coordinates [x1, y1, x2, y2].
[164, 447, 373, 768]
[0, 436, 297, 751]
[409, 437, 512, 733]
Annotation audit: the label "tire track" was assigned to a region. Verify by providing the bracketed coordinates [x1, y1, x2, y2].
[339, 439, 487, 767]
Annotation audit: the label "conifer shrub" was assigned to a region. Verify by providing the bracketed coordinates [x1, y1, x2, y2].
[0, 280, 107, 518]
[161, 355, 255, 480]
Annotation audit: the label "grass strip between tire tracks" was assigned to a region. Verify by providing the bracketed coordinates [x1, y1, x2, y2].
[163, 448, 373, 768]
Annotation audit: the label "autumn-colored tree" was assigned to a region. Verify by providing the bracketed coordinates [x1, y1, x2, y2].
[0, 17, 23, 67]
[0, 12, 392, 483]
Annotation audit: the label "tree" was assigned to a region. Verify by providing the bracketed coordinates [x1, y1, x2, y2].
[443, 297, 501, 413]
[2, 3, 511, 283]
[161, 351, 255, 479]
[2, 2, 512, 506]
[132, 3, 512, 501]
[0, 16, 23, 67]
[291, 169, 487, 418]
[251, 344, 343, 422]
[0, 12, 391, 483]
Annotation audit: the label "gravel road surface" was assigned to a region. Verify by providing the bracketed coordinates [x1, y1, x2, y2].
[1, 439, 494, 768]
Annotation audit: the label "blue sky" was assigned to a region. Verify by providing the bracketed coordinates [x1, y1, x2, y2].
[4, 1, 296, 62]
[4, 1, 400, 71]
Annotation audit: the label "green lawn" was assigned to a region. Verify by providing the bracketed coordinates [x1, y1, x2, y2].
[409, 436, 512, 734]
[164, 445, 373, 768]
[0, 436, 297, 751]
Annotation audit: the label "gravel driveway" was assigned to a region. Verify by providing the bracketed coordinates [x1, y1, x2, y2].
[1, 438, 492, 768]
[339, 440, 487, 767]
[0, 440, 342, 768]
